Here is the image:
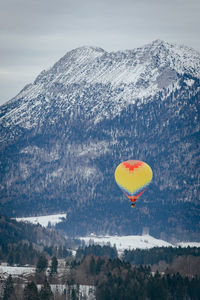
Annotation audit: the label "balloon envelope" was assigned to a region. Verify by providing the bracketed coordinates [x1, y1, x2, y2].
[114, 160, 153, 200]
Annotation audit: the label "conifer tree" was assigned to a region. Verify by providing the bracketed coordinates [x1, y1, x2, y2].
[89, 256, 96, 275]
[23, 281, 39, 300]
[49, 256, 58, 276]
[3, 275, 16, 300]
[36, 255, 48, 273]
[36, 255, 48, 283]
[39, 277, 53, 300]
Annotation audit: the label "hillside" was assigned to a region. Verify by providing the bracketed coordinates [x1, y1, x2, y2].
[0, 215, 66, 247]
[0, 40, 200, 240]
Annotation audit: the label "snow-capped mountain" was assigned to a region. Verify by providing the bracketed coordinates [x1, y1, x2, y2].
[0, 40, 199, 241]
[1, 40, 199, 133]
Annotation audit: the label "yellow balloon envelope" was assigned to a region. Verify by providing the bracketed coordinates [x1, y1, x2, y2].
[114, 160, 153, 203]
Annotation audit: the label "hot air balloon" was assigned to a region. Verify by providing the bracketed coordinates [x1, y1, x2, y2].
[114, 160, 153, 207]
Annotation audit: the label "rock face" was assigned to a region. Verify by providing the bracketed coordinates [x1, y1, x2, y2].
[0, 40, 200, 240]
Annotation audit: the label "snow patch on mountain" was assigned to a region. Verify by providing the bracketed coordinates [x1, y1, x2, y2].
[184, 78, 195, 86]
[15, 213, 67, 227]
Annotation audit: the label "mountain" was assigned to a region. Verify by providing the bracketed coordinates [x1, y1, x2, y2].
[0, 40, 200, 241]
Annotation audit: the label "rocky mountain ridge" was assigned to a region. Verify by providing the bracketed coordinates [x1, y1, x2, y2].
[1, 40, 199, 134]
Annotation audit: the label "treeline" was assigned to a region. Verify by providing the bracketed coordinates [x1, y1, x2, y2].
[69, 254, 200, 300]
[75, 244, 200, 267]
[3, 254, 200, 300]
[123, 246, 200, 265]
[3, 275, 54, 300]
[1, 244, 200, 299]
[0, 242, 73, 266]
[74, 244, 200, 278]
[0, 242, 40, 266]
[76, 244, 118, 261]
[3, 255, 61, 299]
[95, 260, 200, 300]
[43, 245, 72, 259]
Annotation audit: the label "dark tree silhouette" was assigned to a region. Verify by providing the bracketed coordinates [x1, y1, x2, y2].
[23, 281, 39, 300]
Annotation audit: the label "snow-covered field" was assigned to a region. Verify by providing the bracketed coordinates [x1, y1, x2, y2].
[0, 266, 35, 279]
[80, 234, 173, 255]
[80, 234, 200, 255]
[178, 242, 200, 248]
[15, 213, 67, 227]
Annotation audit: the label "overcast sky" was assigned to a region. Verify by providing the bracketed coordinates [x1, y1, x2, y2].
[0, 0, 199, 105]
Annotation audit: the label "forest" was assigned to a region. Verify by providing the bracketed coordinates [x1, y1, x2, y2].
[1, 243, 200, 299]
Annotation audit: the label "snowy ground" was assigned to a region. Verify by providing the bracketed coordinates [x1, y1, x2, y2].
[80, 234, 200, 256]
[0, 266, 95, 299]
[37, 284, 95, 299]
[15, 213, 67, 227]
[80, 234, 173, 256]
[0, 266, 35, 280]
[178, 242, 200, 248]
[14, 214, 200, 252]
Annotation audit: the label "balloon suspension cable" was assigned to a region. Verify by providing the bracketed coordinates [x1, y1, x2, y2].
[123, 189, 146, 203]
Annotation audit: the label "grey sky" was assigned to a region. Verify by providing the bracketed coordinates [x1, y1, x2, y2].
[0, 0, 199, 105]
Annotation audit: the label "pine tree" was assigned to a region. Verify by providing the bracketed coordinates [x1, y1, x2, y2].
[3, 275, 16, 300]
[49, 256, 58, 276]
[7, 252, 14, 266]
[71, 287, 77, 300]
[36, 255, 48, 273]
[39, 277, 53, 300]
[36, 255, 48, 283]
[23, 281, 39, 300]
[89, 256, 96, 275]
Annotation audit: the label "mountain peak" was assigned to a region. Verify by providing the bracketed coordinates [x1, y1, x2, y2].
[4, 40, 198, 118]
[26, 40, 199, 102]
[70, 45, 105, 54]
[151, 39, 168, 47]
[58, 45, 105, 64]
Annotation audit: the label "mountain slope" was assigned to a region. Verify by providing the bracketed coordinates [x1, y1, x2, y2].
[1, 40, 199, 135]
[0, 40, 200, 241]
